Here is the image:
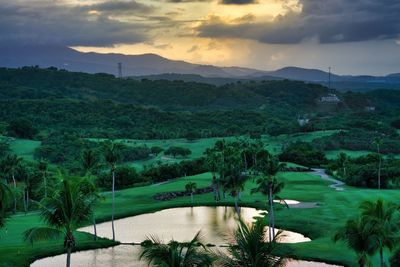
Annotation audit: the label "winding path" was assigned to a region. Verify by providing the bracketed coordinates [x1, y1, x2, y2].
[312, 168, 345, 191]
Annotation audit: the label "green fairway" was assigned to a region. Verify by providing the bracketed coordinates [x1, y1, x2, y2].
[2, 170, 399, 266]
[89, 130, 339, 170]
[1, 137, 41, 161]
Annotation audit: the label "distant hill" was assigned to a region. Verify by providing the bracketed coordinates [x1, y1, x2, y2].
[267, 67, 341, 82]
[0, 45, 270, 78]
[0, 45, 399, 91]
[131, 73, 281, 86]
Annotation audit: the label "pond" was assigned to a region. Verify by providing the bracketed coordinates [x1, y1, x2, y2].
[78, 206, 311, 244]
[31, 245, 341, 267]
[31, 207, 341, 267]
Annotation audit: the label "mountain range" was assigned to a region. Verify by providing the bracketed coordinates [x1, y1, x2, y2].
[1, 45, 399, 91]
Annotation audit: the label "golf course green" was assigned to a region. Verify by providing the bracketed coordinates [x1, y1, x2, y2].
[1, 168, 397, 266]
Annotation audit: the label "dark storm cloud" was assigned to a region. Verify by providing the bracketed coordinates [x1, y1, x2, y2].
[80, 0, 154, 15]
[221, 0, 257, 4]
[197, 0, 400, 44]
[0, 1, 152, 46]
[162, 0, 256, 3]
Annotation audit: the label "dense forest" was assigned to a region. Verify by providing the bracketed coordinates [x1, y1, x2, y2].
[0, 67, 399, 141]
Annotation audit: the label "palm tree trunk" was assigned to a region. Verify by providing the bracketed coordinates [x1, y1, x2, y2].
[23, 189, 27, 214]
[191, 193, 194, 205]
[26, 187, 29, 211]
[269, 186, 275, 238]
[380, 247, 384, 267]
[243, 153, 247, 171]
[234, 194, 240, 215]
[111, 170, 116, 241]
[378, 146, 382, 190]
[267, 199, 272, 242]
[358, 255, 365, 267]
[66, 246, 72, 267]
[43, 173, 47, 198]
[12, 174, 16, 214]
[93, 214, 97, 241]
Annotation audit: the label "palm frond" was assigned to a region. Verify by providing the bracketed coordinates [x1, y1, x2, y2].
[23, 227, 63, 244]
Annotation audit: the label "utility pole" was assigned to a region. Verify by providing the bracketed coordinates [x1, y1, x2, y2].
[118, 62, 122, 78]
[328, 67, 331, 92]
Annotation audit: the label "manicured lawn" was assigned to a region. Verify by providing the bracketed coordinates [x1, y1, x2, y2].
[90, 130, 339, 170]
[2, 170, 398, 266]
[1, 138, 41, 161]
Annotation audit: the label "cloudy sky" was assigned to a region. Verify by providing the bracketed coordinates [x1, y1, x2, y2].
[1, 0, 400, 75]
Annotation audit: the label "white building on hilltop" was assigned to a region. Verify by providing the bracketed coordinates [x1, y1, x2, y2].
[320, 93, 340, 102]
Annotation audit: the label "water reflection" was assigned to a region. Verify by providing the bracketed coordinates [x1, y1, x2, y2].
[31, 245, 341, 267]
[78, 207, 310, 244]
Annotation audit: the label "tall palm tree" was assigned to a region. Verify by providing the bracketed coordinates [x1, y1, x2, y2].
[252, 156, 285, 241]
[185, 182, 197, 205]
[2, 155, 23, 214]
[205, 148, 220, 201]
[0, 179, 10, 228]
[337, 152, 349, 179]
[38, 160, 48, 198]
[217, 219, 285, 267]
[23, 178, 96, 267]
[359, 199, 399, 267]
[81, 149, 101, 240]
[334, 217, 379, 267]
[80, 175, 103, 241]
[139, 231, 215, 267]
[221, 144, 246, 214]
[103, 141, 122, 241]
[373, 137, 382, 189]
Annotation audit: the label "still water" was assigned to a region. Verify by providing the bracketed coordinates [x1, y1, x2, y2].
[31, 207, 340, 267]
[78, 206, 311, 244]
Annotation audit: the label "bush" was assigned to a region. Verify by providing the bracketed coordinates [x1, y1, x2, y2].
[97, 167, 144, 190]
[141, 158, 206, 183]
[150, 146, 164, 155]
[279, 142, 327, 167]
[120, 145, 151, 161]
[7, 118, 38, 139]
[164, 146, 191, 158]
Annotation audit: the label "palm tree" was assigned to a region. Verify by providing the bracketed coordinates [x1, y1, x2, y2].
[337, 152, 349, 179]
[205, 149, 220, 201]
[0, 179, 10, 228]
[359, 199, 399, 267]
[38, 160, 48, 198]
[252, 156, 285, 241]
[334, 217, 379, 267]
[103, 141, 122, 241]
[80, 176, 103, 241]
[373, 137, 382, 189]
[2, 155, 23, 214]
[225, 170, 247, 215]
[139, 231, 215, 267]
[24, 178, 96, 267]
[185, 182, 197, 205]
[217, 219, 285, 267]
[81, 149, 99, 176]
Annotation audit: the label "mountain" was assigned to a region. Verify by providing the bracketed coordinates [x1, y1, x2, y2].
[0, 45, 269, 78]
[0, 45, 399, 91]
[267, 67, 341, 81]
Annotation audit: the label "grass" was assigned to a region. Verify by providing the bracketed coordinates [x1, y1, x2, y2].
[89, 130, 339, 170]
[0, 137, 41, 161]
[2, 170, 398, 266]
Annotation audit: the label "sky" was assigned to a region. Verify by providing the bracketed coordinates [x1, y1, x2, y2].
[1, 0, 399, 75]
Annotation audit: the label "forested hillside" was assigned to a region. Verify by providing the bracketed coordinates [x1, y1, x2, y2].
[0, 66, 399, 140]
